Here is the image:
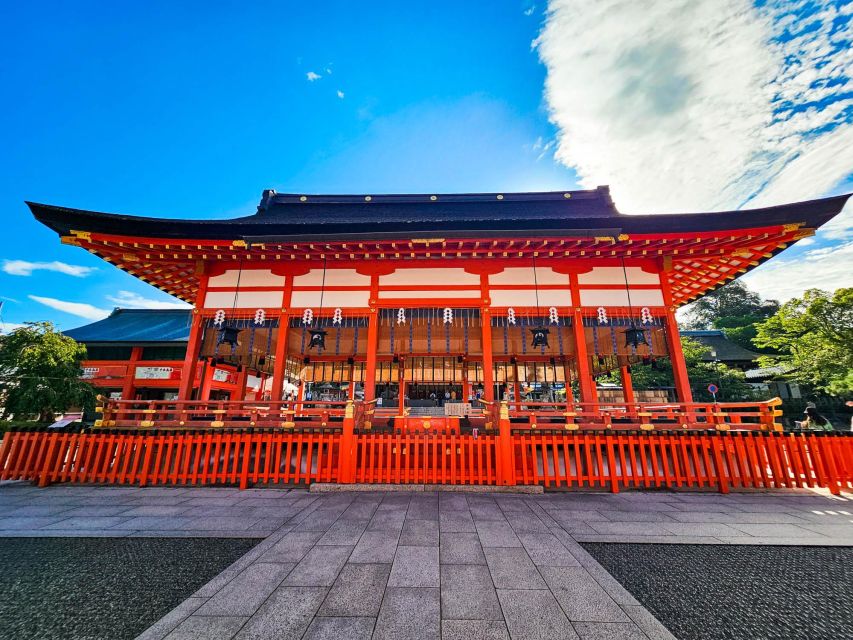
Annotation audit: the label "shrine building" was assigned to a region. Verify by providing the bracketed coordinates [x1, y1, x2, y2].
[12, 187, 853, 494]
[29, 188, 849, 423]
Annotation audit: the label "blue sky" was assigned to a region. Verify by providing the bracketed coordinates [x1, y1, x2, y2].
[1, 0, 850, 331]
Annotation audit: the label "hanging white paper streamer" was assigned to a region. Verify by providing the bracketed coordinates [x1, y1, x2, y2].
[548, 306, 559, 324]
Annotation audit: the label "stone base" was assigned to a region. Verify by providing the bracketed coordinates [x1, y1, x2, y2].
[309, 482, 544, 494]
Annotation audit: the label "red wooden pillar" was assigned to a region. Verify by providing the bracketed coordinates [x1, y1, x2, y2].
[569, 274, 597, 407]
[363, 310, 379, 402]
[122, 347, 142, 400]
[178, 312, 204, 400]
[235, 368, 249, 401]
[620, 364, 635, 405]
[270, 275, 293, 402]
[664, 312, 693, 403]
[571, 310, 597, 406]
[178, 271, 209, 401]
[270, 314, 290, 401]
[660, 274, 693, 403]
[513, 362, 521, 404]
[480, 275, 495, 403]
[480, 308, 495, 402]
[200, 363, 216, 401]
[398, 364, 406, 415]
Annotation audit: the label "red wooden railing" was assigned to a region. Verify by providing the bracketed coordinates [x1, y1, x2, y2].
[95, 399, 348, 430]
[93, 397, 782, 432]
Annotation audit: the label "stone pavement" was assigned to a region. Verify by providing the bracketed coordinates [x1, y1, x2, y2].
[1, 483, 851, 640]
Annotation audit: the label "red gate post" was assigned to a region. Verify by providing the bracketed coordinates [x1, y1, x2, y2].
[497, 401, 516, 486]
[338, 400, 356, 483]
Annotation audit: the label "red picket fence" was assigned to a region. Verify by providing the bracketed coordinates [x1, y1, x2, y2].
[352, 433, 499, 485]
[0, 430, 341, 489]
[511, 431, 853, 494]
[1, 430, 851, 493]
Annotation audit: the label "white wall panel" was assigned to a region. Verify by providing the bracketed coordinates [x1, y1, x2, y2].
[577, 267, 659, 285]
[293, 269, 370, 287]
[208, 269, 284, 288]
[290, 290, 370, 308]
[489, 289, 572, 307]
[489, 267, 566, 286]
[579, 289, 664, 307]
[378, 290, 480, 300]
[380, 268, 480, 286]
[204, 290, 283, 309]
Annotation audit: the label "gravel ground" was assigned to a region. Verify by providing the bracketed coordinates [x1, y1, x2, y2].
[582, 543, 853, 640]
[0, 537, 257, 640]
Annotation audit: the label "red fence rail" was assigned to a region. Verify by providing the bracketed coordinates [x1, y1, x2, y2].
[1, 429, 850, 494]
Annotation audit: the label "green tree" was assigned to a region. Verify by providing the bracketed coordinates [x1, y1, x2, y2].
[599, 336, 755, 401]
[683, 281, 779, 352]
[754, 288, 853, 396]
[0, 322, 96, 422]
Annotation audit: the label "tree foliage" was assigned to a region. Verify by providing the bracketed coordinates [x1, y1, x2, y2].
[683, 281, 779, 352]
[0, 322, 96, 421]
[754, 288, 853, 396]
[598, 337, 755, 401]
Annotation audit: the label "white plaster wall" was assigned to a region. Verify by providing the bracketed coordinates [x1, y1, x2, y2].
[579, 289, 664, 307]
[208, 269, 284, 288]
[380, 268, 480, 286]
[489, 289, 572, 307]
[290, 290, 371, 308]
[293, 269, 370, 287]
[204, 290, 283, 309]
[378, 290, 480, 300]
[489, 267, 567, 286]
[577, 267, 659, 285]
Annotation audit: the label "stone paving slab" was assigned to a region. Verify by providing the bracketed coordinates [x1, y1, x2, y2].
[0, 483, 850, 639]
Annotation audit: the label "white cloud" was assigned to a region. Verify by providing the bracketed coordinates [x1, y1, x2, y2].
[28, 295, 109, 320]
[306, 71, 321, 81]
[524, 5, 536, 16]
[741, 240, 853, 301]
[106, 291, 190, 310]
[3, 260, 96, 277]
[0, 322, 27, 334]
[337, 90, 345, 99]
[536, 0, 853, 215]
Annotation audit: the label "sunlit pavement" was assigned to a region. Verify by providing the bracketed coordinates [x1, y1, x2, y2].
[1, 483, 851, 640]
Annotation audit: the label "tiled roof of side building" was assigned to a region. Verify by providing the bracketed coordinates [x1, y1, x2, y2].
[64, 308, 192, 345]
[680, 330, 762, 362]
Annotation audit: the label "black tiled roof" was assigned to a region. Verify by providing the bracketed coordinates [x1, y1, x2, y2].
[27, 189, 852, 242]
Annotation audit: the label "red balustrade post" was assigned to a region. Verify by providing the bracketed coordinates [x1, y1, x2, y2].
[338, 400, 356, 483]
[497, 401, 516, 486]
